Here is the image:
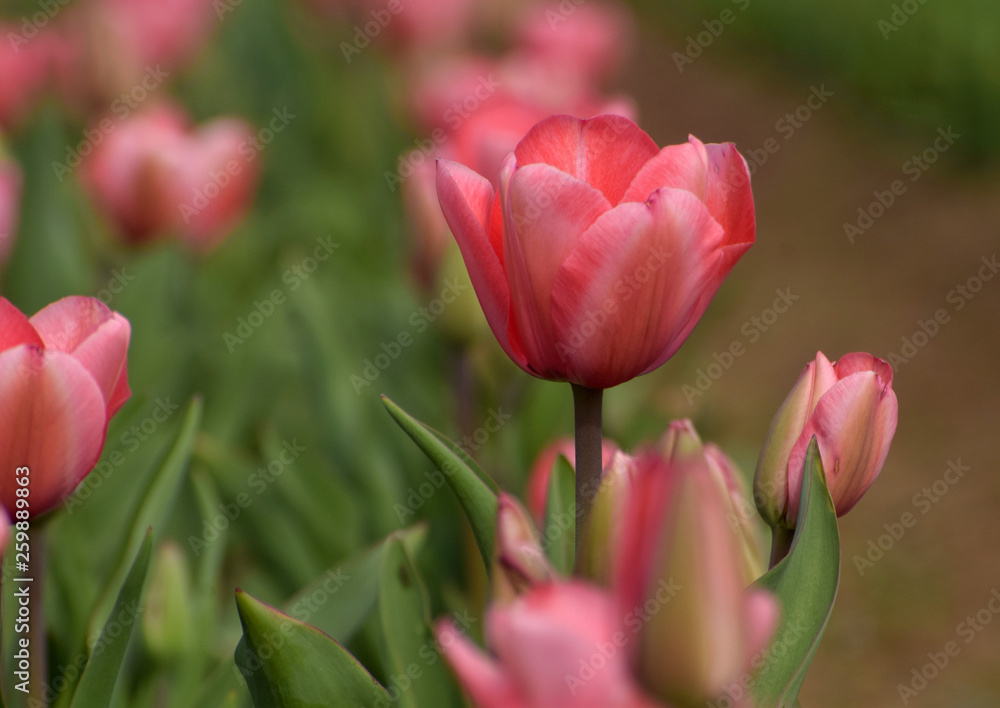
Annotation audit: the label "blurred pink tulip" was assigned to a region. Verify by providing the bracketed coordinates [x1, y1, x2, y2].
[492, 494, 555, 603]
[0, 151, 22, 267]
[438, 581, 662, 708]
[0, 296, 131, 517]
[436, 113, 755, 389]
[513, 1, 633, 88]
[81, 102, 259, 253]
[51, 0, 214, 110]
[616, 450, 778, 706]
[0, 24, 56, 129]
[525, 437, 619, 523]
[754, 351, 898, 527]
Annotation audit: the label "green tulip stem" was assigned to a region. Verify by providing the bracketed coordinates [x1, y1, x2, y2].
[769, 525, 795, 568]
[571, 384, 604, 564]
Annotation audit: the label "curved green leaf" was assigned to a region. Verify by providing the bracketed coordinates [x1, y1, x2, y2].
[751, 437, 841, 707]
[69, 530, 153, 708]
[381, 396, 498, 566]
[234, 590, 389, 708]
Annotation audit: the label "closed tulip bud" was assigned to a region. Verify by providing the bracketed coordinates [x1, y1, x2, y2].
[617, 452, 778, 707]
[525, 437, 619, 523]
[492, 494, 555, 604]
[658, 420, 765, 584]
[143, 541, 193, 662]
[577, 450, 637, 585]
[436, 114, 754, 390]
[0, 296, 131, 517]
[754, 351, 898, 528]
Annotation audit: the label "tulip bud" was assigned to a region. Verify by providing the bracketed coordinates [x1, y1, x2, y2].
[754, 352, 898, 528]
[492, 494, 554, 604]
[577, 450, 636, 585]
[143, 541, 193, 662]
[617, 451, 778, 707]
[0, 145, 22, 268]
[525, 437, 620, 523]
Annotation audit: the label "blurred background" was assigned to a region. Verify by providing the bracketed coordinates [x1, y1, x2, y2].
[1, 0, 998, 705]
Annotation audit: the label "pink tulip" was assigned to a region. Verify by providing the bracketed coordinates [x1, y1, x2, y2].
[754, 351, 898, 528]
[512, 1, 634, 88]
[0, 507, 9, 553]
[0, 152, 22, 267]
[0, 296, 131, 517]
[438, 581, 662, 708]
[615, 451, 778, 706]
[436, 114, 754, 390]
[81, 102, 258, 252]
[525, 437, 619, 523]
[492, 494, 555, 603]
[0, 24, 56, 129]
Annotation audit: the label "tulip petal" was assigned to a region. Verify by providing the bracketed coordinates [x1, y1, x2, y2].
[702, 142, 755, 260]
[549, 188, 724, 388]
[513, 114, 659, 205]
[0, 347, 107, 517]
[437, 620, 526, 708]
[0, 297, 43, 350]
[834, 351, 894, 387]
[437, 159, 525, 368]
[502, 162, 612, 375]
[788, 371, 898, 520]
[620, 135, 709, 204]
[30, 296, 131, 415]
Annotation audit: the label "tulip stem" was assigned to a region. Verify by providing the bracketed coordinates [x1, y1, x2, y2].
[571, 384, 604, 563]
[769, 525, 795, 568]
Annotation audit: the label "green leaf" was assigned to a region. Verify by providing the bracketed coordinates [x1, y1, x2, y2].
[88, 397, 203, 643]
[377, 540, 461, 708]
[69, 530, 153, 708]
[750, 438, 841, 707]
[544, 454, 575, 575]
[234, 590, 390, 708]
[282, 525, 428, 644]
[381, 395, 498, 566]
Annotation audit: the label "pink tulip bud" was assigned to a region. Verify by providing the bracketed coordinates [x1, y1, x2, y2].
[0, 149, 22, 268]
[81, 102, 259, 253]
[0, 24, 57, 129]
[577, 450, 637, 585]
[0, 296, 131, 517]
[658, 420, 765, 584]
[616, 451, 778, 706]
[436, 114, 754, 390]
[754, 351, 899, 528]
[492, 494, 555, 603]
[438, 581, 662, 708]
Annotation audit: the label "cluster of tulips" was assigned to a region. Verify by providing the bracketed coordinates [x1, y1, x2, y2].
[0, 1, 900, 706]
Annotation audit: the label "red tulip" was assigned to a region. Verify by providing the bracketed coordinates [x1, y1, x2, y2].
[754, 351, 898, 527]
[436, 114, 754, 389]
[0, 296, 131, 517]
[0, 151, 22, 267]
[438, 581, 662, 708]
[81, 102, 258, 253]
[0, 24, 57, 129]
